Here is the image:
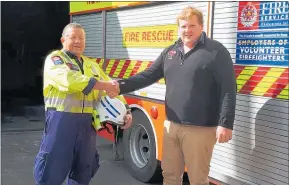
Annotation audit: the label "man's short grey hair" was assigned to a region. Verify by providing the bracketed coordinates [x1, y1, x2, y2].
[62, 23, 85, 37]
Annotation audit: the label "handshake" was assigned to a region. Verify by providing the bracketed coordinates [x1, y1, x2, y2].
[94, 80, 120, 98]
[103, 80, 120, 99]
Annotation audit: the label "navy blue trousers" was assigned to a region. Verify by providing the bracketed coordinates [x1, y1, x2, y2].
[33, 110, 99, 185]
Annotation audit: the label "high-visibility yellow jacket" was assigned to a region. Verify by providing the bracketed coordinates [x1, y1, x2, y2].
[43, 49, 128, 129]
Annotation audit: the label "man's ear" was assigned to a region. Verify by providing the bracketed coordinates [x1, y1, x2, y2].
[60, 37, 65, 44]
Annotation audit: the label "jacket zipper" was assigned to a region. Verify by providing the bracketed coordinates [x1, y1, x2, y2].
[78, 61, 85, 113]
[61, 51, 85, 113]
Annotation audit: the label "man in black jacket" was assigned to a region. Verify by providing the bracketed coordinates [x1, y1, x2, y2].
[107, 6, 237, 185]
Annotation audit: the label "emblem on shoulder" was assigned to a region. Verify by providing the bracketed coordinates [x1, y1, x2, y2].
[51, 56, 64, 65]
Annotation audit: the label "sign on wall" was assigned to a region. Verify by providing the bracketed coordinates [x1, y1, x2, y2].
[236, 1, 289, 66]
[122, 25, 178, 48]
[70, 1, 149, 15]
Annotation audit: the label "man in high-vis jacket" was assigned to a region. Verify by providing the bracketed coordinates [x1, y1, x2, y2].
[33, 23, 132, 185]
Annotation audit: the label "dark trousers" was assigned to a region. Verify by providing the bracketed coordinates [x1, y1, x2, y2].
[33, 110, 99, 185]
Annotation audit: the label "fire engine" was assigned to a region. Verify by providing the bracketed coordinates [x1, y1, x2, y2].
[70, 2, 288, 185]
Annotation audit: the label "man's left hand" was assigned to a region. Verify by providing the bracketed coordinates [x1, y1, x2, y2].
[121, 113, 133, 130]
[216, 126, 233, 143]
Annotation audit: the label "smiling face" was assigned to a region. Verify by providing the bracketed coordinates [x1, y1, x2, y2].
[61, 27, 86, 58]
[178, 15, 203, 48]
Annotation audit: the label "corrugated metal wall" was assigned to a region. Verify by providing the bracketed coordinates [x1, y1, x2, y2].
[212, 2, 238, 63]
[72, 13, 103, 58]
[211, 2, 289, 185]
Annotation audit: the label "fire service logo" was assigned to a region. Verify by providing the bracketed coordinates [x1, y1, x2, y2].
[240, 3, 258, 27]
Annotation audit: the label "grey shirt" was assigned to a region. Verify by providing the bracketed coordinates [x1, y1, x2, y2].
[118, 32, 237, 129]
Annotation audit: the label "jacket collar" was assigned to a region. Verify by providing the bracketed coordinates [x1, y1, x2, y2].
[62, 50, 78, 59]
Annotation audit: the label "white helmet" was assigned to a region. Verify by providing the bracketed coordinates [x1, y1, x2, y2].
[95, 96, 127, 126]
